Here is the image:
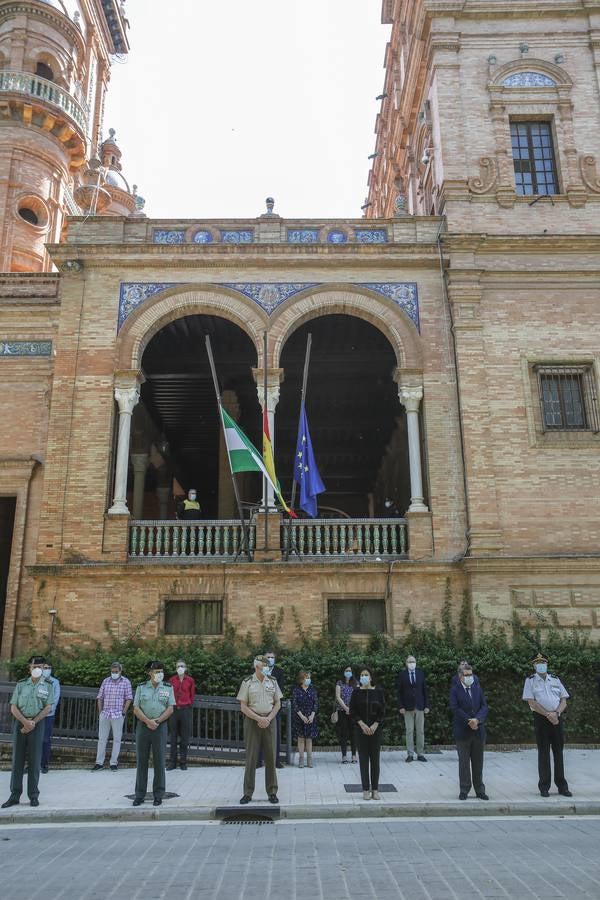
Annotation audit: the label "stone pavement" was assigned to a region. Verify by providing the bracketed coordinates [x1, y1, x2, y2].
[1, 818, 600, 900]
[1, 748, 599, 822]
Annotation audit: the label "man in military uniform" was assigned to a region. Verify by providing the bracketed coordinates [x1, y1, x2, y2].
[132, 660, 175, 807]
[2, 655, 54, 808]
[522, 652, 572, 798]
[177, 488, 201, 520]
[237, 655, 282, 804]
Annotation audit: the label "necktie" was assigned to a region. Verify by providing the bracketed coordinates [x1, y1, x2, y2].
[410, 673, 415, 686]
[467, 687, 472, 700]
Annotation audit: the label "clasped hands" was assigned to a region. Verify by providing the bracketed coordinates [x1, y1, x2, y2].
[359, 721, 378, 736]
[298, 712, 315, 725]
[468, 718, 479, 731]
[545, 710, 560, 725]
[20, 719, 36, 734]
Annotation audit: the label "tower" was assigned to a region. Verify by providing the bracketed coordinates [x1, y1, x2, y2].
[0, 0, 132, 272]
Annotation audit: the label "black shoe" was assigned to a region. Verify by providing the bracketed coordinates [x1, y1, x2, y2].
[92, 764, 104, 771]
[110, 765, 118, 772]
[559, 789, 573, 797]
[166, 764, 176, 771]
[459, 792, 468, 800]
[180, 763, 187, 771]
[476, 793, 489, 800]
[405, 754, 414, 763]
[41, 766, 48, 774]
[417, 755, 427, 762]
[1, 798, 19, 809]
[153, 798, 162, 807]
[540, 789, 550, 797]
[132, 798, 144, 806]
[276, 762, 284, 769]
[239, 795, 252, 804]
[256, 761, 263, 768]
[30, 798, 39, 807]
[268, 794, 279, 804]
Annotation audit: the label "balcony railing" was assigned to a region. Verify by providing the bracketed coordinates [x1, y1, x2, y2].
[0, 70, 88, 133]
[128, 519, 255, 561]
[282, 517, 408, 560]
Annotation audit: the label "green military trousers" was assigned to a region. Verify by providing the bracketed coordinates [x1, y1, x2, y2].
[134, 721, 167, 801]
[9, 720, 45, 801]
[243, 718, 278, 798]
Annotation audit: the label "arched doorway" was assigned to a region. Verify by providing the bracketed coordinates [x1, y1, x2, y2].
[131, 314, 261, 518]
[277, 314, 413, 517]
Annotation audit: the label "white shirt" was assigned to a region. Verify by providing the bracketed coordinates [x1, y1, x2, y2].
[522, 673, 569, 712]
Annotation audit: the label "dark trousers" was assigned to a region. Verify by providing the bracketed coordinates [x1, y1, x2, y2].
[243, 718, 278, 797]
[169, 706, 192, 765]
[41, 714, 55, 768]
[134, 721, 167, 801]
[355, 729, 381, 791]
[336, 712, 356, 757]
[456, 733, 485, 795]
[9, 720, 45, 801]
[533, 713, 569, 793]
[258, 710, 282, 765]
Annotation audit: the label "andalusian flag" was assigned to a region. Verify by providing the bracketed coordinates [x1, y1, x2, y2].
[263, 409, 297, 517]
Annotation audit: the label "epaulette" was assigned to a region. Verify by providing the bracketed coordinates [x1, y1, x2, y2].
[242, 675, 253, 683]
[527, 674, 536, 679]
[17, 677, 28, 684]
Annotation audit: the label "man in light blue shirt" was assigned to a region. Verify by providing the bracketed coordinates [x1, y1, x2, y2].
[40, 662, 60, 774]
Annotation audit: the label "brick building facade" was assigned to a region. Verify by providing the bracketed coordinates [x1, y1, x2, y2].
[1, 0, 599, 659]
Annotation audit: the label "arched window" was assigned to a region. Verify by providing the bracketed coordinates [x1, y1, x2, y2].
[36, 61, 55, 82]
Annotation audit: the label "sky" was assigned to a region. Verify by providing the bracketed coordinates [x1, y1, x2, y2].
[103, 0, 390, 220]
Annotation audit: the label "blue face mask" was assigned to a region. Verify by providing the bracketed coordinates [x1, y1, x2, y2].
[360, 674, 370, 686]
[344, 670, 353, 679]
[463, 675, 474, 687]
[262, 666, 271, 677]
[535, 663, 548, 675]
[303, 678, 311, 687]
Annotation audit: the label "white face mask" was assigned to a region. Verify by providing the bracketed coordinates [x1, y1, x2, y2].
[152, 672, 164, 683]
[177, 666, 186, 675]
[463, 675, 474, 687]
[31, 667, 43, 679]
[407, 662, 416, 671]
[110, 672, 121, 680]
[43, 668, 52, 677]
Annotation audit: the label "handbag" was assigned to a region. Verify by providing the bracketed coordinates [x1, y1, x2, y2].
[330, 705, 339, 725]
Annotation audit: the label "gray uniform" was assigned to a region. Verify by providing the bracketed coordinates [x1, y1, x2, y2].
[133, 680, 175, 802]
[237, 673, 282, 797]
[8, 677, 54, 802]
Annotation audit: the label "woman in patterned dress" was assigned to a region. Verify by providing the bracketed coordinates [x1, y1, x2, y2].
[335, 664, 358, 763]
[292, 670, 319, 768]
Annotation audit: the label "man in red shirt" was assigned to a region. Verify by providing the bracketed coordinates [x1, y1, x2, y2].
[167, 660, 196, 770]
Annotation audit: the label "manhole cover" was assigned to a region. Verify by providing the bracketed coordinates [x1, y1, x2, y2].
[125, 792, 179, 800]
[344, 784, 397, 793]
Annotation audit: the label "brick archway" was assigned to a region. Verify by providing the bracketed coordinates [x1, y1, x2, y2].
[116, 286, 268, 370]
[268, 285, 423, 370]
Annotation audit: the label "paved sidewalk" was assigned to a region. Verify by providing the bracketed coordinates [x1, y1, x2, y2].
[1, 748, 599, 822]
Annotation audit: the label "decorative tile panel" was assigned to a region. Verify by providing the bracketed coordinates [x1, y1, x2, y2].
[354, 229, 388, 243]
[287, 229, 319, 243]
[0, 340, 52, 356]
[119, 283, 180, 330]
[359, 283, 420, 330]
[220, 283, 319, 314]
[220, 230, 254, 243]
[502, 72, 556, 88]
[152, 230, 186, 244]
[192, 230, 214, 244]
[326, 230, 348, 244]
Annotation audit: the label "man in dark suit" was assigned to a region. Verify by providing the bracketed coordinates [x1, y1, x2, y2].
[395, 655, 429, 762]
[449, 662, 489, 800]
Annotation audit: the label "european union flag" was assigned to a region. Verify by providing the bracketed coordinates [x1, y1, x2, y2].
[294, 404, 325, 518]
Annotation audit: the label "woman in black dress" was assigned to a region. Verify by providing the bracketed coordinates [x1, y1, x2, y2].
[349, 666, 385, 800]
[292, 670, 319, 768]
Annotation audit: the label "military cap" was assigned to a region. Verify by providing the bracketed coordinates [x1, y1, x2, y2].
[28, 654, 46, 665]
[146, 659, 164, 671]
[531, 651, 548, 665]
[254, 655, 269, 666]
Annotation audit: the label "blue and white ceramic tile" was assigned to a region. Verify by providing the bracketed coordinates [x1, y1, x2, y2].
[502, 72, 556, 88]
[359, 283, 420, 330]
[152, 230, 186, 244]
[354, 229, 388, 243]
[220, 283, 319, 314]
[287, 229, 319, 243]
[220, 230, 254, 243]
[118, 283, 180, 330]
[0, 340, 52, 356]
[192, 230, 214, 244]
[326, 230, 348, 244]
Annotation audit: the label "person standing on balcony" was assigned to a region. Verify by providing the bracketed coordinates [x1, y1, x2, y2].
[177, 488, 201, 519]
[349, 666, 385, 801]
[257, 649, 286, 769]
[132, 660, 175, 807]
[522, 652, 572, 798]
[167, 660, 196, 771]
[40, 661, 60, 774]
[93, 662, 133, 772]
[395, 655, 429, 763]
[449, 662, 489, 801]
[335, 665, 358, 764]
[292, 670, 319, 767]
[2, 655, 54, 808]
[237, 655, 282, 805]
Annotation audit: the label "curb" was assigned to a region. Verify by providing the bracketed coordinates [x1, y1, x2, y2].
[2, 799, 600, 824]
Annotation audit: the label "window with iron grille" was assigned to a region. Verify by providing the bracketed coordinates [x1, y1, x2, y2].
[328, 598, 386, 635]
[164, 599, 223, 635]
[535, 366, 599, 432]
[511, 121, 558, 195]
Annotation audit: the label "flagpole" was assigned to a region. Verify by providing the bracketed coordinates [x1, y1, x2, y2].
[205, 334, 252, 561]
[289, 332, 312, 511]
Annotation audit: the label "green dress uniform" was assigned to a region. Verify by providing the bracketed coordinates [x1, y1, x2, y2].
[237, 673, 282, 798]
[8, 677, 54, 803]
[133, 680, 175, 802]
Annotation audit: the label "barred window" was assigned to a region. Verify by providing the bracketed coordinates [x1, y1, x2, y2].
[328, 598, 386, 636]
[511, 121, 558, 196]
[164, 599, 223, 635]
[535, 366, 599, 432]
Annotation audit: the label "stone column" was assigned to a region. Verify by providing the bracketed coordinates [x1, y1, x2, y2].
[253, 369, 283, 511]
[130, 452, 148, 519]
[399, 387, 429, 513]
[108, 385, 140, 515]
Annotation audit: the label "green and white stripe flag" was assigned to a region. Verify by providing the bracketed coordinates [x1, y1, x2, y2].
[220, 406, 278, 492]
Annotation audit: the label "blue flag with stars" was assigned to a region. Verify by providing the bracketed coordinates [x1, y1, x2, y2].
[294, 404, 325, 518]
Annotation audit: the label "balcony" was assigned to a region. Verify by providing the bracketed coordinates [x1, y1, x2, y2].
[0, 70, 88, 135]
[127, 517, 408, 562]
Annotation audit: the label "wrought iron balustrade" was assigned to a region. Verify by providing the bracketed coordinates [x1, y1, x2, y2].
[0, 683, 292, 763]
[282, 517, 408, 559]
[0, 70, 88, 132]
[128, 520, 255, 561]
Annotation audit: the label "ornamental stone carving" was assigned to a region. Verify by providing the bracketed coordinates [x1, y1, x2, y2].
[467, 156, 499, 195]
[579, 155, 600, 193]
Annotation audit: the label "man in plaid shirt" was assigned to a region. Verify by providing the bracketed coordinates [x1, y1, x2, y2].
[92, 662, 133, 771]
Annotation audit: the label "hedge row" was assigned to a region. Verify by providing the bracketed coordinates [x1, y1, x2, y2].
[8, 601, 600, 745]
